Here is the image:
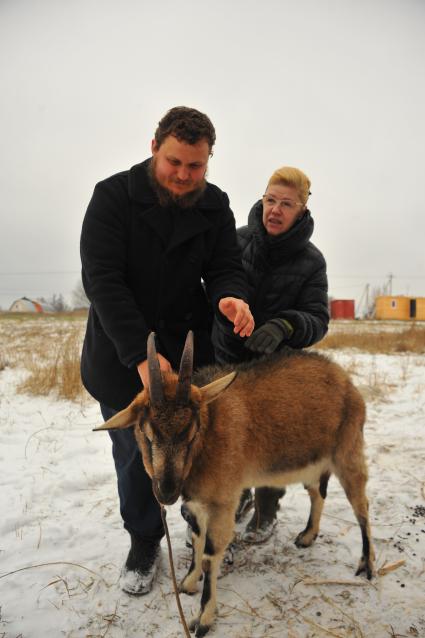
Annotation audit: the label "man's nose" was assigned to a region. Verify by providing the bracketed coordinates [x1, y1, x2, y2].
[176, 166, 190, 181]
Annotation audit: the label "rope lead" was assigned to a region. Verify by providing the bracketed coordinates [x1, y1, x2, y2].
[160, 505, 191, 638]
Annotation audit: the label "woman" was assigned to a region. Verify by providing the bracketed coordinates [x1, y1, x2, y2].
[213, 166, 329, 543]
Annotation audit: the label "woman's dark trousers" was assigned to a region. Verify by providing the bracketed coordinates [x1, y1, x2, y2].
[255, 486, 286, 522]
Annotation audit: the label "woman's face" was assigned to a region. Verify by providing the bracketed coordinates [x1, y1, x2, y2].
[262, 184, 305, 236]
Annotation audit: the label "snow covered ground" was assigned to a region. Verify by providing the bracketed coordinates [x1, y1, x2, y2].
[1, 318, 424, 638]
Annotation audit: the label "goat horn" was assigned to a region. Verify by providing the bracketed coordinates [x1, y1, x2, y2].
[147, 332, 165, 407]
[175, 330, 194, 405]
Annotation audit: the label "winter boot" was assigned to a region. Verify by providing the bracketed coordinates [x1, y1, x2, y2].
[235, 489, 254, 522]
[241, 487, 285, 543]
[120, 531, 161, 595]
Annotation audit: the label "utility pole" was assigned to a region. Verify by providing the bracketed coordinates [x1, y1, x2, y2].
[358, 283, 370, 319]
[365, 283, 370, 318]
[387, 273, 393, 296]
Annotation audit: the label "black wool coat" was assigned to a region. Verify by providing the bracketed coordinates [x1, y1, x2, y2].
[212, 200, 329, 363]
[80, 158, 248, 410]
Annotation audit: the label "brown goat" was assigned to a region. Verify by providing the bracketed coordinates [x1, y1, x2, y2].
[95, 331, 374, 637]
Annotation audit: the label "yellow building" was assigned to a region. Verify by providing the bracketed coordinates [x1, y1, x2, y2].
[375, 296, 425, 320]
[416, 298, 425, 320]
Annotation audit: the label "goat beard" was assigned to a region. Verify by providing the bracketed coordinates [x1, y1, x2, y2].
[148, 158, 207, 210]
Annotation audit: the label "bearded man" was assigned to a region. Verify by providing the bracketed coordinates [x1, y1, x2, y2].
[80, 106, 253, 595]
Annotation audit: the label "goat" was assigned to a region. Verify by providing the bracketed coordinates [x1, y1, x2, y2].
[95, 331, 374, 637]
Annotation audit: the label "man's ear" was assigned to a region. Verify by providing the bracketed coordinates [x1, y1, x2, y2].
[151, 139, 158, 154]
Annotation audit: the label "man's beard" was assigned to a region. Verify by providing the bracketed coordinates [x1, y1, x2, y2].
[148, 158, 207, 210]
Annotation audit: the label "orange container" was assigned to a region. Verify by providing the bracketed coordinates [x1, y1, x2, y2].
[375, 296, 410, 320]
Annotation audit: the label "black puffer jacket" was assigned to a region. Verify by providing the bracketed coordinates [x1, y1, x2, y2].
[213, 200, 329, 363]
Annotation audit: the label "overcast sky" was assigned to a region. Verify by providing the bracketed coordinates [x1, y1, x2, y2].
[1, 0, 424, 313]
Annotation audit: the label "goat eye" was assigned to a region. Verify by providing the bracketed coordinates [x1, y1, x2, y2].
[143, 420, 155, 439]
[176, 423, 196, 443]
[187, 425, 197, 442]
[142, 425, 153, 444]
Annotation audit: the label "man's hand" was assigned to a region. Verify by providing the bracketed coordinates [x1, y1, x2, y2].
[218, 297, 255, 337]
[137, 353, 172, 388]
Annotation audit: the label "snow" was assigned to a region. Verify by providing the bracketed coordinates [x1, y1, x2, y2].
[1, 320, 425, 638]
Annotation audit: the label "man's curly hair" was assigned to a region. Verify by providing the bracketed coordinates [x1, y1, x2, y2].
[154, 106, 216, 151]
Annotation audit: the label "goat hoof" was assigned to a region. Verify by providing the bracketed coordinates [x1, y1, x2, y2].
[189, 617, 199, 633]
[179, 581, 198, 596]
[294, 531, 316, 548]
[190, 617, 211, 635]
[355, 559, 374, 580]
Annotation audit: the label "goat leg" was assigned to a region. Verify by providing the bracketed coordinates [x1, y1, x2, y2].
[336, 464, 375, 579]
[180, 502, 208, 594]
[295, 474, 330, 547]
[192, 504, 235, 636]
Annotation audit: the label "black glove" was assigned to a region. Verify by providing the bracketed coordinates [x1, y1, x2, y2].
[244, 319, 292, 355]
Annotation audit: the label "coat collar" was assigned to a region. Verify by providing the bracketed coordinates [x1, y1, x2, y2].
[128, 158, 216, 249]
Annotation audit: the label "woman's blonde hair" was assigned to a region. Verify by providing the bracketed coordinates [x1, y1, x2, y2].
[267, 166, 311, 206]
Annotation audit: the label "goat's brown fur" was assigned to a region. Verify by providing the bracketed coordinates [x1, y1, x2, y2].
[96, 346, 374, 637]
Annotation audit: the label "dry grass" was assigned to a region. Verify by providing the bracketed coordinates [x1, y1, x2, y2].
[0, 313, 88, 401]
[17, 330, 85, 401]
[316, 323, 425, 354]
[0, 351, 8, 371]
[357, 368, 394, 403]
[1, 315, 424, 402]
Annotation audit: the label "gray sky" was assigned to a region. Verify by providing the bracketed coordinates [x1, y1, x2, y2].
[1, 0, 424, 313]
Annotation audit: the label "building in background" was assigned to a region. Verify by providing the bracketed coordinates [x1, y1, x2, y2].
[375, 296, 425, 321]
[8, 297, 55, 313]
[330, 299, 355, 320]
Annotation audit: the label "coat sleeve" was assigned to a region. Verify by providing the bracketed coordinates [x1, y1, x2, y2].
[277, 257, 329, 348]
[80, 178, 150, 367]
[202, 194, 249, 314]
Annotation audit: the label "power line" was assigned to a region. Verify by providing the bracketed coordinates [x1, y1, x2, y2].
[1, 270, 424, 279]
[329, 274, 425, 280]
[0, 270, 80, 276]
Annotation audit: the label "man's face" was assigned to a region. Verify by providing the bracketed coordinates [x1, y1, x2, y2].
[151, 135, 210, 198]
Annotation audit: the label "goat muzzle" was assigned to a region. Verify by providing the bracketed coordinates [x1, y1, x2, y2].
[153, 478, 181, 506]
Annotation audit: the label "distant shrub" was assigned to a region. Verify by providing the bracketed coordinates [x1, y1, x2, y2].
[316, 324, 425, 354]
[17, 328, 86, 401]
[2, 316, 424, 402]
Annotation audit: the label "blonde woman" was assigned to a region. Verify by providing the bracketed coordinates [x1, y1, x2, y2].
[213, 166, 329, 542]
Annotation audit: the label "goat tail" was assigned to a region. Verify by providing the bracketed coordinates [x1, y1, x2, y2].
[333, 380, 368, 481]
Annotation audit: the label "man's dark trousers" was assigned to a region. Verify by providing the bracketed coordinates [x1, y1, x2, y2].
[100, 404, 164, 542]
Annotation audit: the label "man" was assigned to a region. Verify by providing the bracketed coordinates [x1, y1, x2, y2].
[80, 106, 254, 595]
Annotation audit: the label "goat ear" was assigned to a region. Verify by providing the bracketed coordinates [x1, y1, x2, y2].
[200, 371, 237, 405]
[93, 403, 140, 431]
